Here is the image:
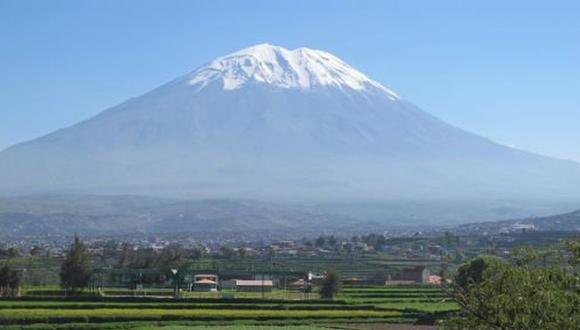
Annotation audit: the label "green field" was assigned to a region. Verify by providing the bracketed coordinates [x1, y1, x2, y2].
[2, 253, 454, 329]
[0, 285, 455, 329]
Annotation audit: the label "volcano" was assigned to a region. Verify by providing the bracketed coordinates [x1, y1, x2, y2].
[1, 43, 579, 204]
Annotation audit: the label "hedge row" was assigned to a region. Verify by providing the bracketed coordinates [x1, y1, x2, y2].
[342, 293, 446, 298]
[0, 296, 348, 304]
[0, 317, 420, 329]
[0, 303, 376, 311]
[25, 290, 175, 297]
[0, 313, 405, 325]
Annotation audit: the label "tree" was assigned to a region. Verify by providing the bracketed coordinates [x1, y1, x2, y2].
[101, 240, 119, 266]
[159, 244, 188, 269]
[30, 246, 45, 257]
[315, 236, 326, 247]
[220, 246, 236, 258]
[454, 256, 502, 290]
[0, 263, 21, 297]
[328, 235, 337, 247]
[442, 240, 580, 329]
[319, 269, 341, 299]
[443, 231, 460, 247]
[191, 246, 205, 260]
[60, 236, 93, 294]
[238, 247, 247, 259]
[0, 247, 20, 258]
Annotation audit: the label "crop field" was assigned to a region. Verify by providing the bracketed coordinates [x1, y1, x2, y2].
[0, 285, 455, 329]
[3, 253, 454, 329]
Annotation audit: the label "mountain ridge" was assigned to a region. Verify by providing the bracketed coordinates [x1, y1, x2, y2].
[455, 208, 580, 234]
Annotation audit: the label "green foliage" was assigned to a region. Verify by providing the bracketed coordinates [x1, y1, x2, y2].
[328, 236, 337, 247]
[0, 247, 20, 258]
[0, 262, 21, 297]
[190, 247, 205, 260]
[60, 236, 93, 294]
[454, 256, 504, 290]
[158, 244, 188, 269]
[442, 239, 580, 329]
[30, 246, 46, 257]
[319, 269, 341, 300]
[114, 244, 191, 285]
[443, 231, 460, 247]
[314, 237, 325, 248]
[0, 285, 453, 327]
[219, 247, 236, 259]
[237, 248, 247, 259]
[0, 307, 401, 324]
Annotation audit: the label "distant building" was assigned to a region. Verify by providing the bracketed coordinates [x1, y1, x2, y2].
[223, 279, 273, 292]
[343, 277, 367, 286]
[192, 274, 218, 292]
[307, 272, 326, 284]
[272, 241, 295, 249]
[510, 223, 536, 232]
[385, 266, 430, 285]
[428, 275, 442, 285]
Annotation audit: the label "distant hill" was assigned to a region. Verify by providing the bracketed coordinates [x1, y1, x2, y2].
[1, 195, 579, 239]
[455, 209, 580, 234]
[0, 195, 356, 238]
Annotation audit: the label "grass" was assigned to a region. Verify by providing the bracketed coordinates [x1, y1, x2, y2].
[135, 326, 331, 330]
[0, 285, 454, 328]
[377, 302, 459, 312]
[1, 251, 454, 329]
[0, 322, 355, 330]
[0, 301, 380, 312]
[0, 307, 401, 319]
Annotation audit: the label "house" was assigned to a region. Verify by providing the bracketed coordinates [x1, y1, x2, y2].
[307, 272, 326, 285]
[428, 275, 442, 285]
[192, 274, 218, 292]
[385, 266, 430, 285]
[224, 279, 273, 292]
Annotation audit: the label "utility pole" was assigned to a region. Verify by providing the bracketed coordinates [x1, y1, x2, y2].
[261, 273, 265, 300]
[171, 269, 179, 299]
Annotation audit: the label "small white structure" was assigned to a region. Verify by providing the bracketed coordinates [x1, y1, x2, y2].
[222, 279, 274, 292]
[193, 274, 218, 292]
[510, 223, 536, 232]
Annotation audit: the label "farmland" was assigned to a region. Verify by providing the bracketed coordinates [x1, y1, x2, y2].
[0, 285, 455, 329]
[0, 230, 465, 329]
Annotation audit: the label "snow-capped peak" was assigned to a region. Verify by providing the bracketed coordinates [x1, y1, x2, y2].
[187, 43, 399, 99]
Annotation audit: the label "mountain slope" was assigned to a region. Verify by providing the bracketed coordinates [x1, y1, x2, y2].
[455, 209, 580, 234]
[1, 43, 580, 204]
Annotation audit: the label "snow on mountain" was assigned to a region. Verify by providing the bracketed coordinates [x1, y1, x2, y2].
[187, 43, 399, 99]
[0, 43, 580, 210]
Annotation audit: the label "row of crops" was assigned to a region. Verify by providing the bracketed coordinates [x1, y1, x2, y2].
[0, 286, 457, 329]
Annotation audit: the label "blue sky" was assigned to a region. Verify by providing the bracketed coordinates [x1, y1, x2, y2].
[1, 0, 579, 161]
